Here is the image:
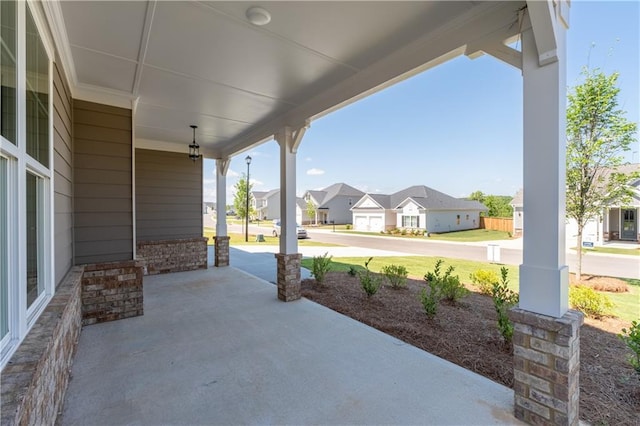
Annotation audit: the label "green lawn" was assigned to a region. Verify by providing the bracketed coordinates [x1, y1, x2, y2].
[339, 228, 511, 242]
[427, 229, 512, 242]
[573, 246, 640, 256]
[301, 255, 639, 322]
[203, 228, 342, 247]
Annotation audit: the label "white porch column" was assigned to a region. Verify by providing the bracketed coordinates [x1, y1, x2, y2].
[511, 4, 583, 426]
[215, 158, 229, 237]
[274, 124, 308, 301]
[214, 158, 230, 267]
[277, 127, 298, 255]
[519, 25, 568, 318]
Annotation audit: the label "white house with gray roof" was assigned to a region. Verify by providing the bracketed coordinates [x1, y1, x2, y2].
[303, 183, 364, 225]
[351, 185, 487, 233]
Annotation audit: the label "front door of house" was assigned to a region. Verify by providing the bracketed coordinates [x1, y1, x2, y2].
[621, 209, 637, 240]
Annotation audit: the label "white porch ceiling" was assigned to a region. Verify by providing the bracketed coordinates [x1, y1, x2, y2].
[48, 1, 527, 158]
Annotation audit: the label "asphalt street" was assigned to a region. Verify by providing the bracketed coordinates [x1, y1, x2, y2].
[212, 218, 639, 280]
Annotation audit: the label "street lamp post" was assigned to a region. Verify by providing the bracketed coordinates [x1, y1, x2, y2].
[245, 155, 252, 242]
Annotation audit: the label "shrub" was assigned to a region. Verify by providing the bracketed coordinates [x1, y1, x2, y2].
[311, 252, 332, 285]
[400, 228, 407, 235]
[470, 269, 499, 295]
[345, 224, 352, 230]
[428, 262, 468, 303]
[359, 257, 382, 297]
[618, 321, 640, 374]
[491, 267, 519, 343]
[420, 260, 444, 318]
[348, 266, 358, 277]
[381, 264, 408, 289]
[569, 285, 614, 318]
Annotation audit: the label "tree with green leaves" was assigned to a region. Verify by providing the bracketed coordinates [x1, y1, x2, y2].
[566, 68, 638, 280]
[468, 191, 513, 217]
[233, 174, 254, 226]
[306, 199, 317, 225]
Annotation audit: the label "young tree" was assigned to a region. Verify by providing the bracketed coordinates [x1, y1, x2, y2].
[566, 68, 638, 280]
[306, 199, 317, 225]
[233, 174, 254, 229]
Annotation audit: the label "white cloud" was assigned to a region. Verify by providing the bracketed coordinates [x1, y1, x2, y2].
[227, 169, 240, 178]
[203, 178, 216, 185]
[305, 157, 312, 162]
[250, 178, 264, 187]
[307, 168, 325, 176]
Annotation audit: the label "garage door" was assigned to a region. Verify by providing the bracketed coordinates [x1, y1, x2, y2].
[355, 216, 368, 231]
[369, 216, 383, 232]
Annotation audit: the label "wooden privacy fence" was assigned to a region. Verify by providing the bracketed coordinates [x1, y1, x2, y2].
[480, 216, 513, 233]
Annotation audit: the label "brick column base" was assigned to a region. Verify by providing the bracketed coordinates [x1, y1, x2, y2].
[214, 236, 230, 267]
[275, 253, 302, 302]
[509, 308, 584, 426]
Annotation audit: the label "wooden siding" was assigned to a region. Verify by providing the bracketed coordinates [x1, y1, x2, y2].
[73, 100, 132, 264]
[135, 149, 202, 241]
[53, 60, 73, 285]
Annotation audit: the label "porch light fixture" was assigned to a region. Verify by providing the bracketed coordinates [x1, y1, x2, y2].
[246, 6, 271, 26]
[188, 125, 199, 162]
[245, 155, 252, 242]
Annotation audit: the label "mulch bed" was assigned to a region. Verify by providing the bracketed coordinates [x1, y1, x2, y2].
[301, 272, 640, 425]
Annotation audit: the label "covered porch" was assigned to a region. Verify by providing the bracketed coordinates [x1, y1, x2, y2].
[1, 1, 582, 425]
[60, 265, 520, 425]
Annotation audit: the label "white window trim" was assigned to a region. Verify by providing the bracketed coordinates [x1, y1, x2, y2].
[0, 1, 54, 369]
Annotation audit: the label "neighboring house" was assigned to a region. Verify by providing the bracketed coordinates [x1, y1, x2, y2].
[512, 163, 640, 245]
[253, 189, 306, 224]
[203, 202, 216, 214]
[351, 185, 487, 233]
[510, 189, 524, 237]
[303, 183, 364, 225]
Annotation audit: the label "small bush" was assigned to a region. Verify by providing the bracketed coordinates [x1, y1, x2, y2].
[311, 252, 332, 285]
[359, 257, 382, 297]
[348, 266, 358, 277]
[569, 285, 614, 318]
[618, 321, 640, 374]
[430, 263, 468, 303]
[491, 267, 519, 343]
[381, 264, 408, 289]
[420, 260, 444, 318]
[470, 269, 499, 295]
[400, 228, 407, 235]
[345, 224, 352, 230]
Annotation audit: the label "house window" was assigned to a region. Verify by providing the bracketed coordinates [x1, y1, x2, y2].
[1, 157, 8, 342]
[402, 215, 419, 228]
[1, 0, 17, 145]
[466, 214, 469, 220]
[457, 215, 460, 225]
[0, 1, 52, 368]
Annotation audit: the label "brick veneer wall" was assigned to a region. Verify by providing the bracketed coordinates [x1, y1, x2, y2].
[82, 261, 144, 326]
[136, 237, 208, 275]
[1, 267, 84, 426]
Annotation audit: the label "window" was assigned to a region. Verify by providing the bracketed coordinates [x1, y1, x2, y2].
[1, 1, 17, 144]
[466, 214, 469, 220]
[402, 215, 419, 228]
[25, 7, 49, 167]
[1, 157, 8, 341]
[456, 215, 460, 225]
[0, 1, 52, 368]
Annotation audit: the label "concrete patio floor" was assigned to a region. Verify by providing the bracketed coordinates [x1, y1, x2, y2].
[60, 265, 522, 425]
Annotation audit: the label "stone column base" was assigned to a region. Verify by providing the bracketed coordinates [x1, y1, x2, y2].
[275, 253, 302, 302]
[509, 308, 584, 426]
[214, 236, 230, 267]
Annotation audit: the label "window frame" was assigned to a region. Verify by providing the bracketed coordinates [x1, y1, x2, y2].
[0, 0, 54, 369]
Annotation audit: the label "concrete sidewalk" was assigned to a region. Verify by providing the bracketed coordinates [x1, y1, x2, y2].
[61, 266, 521, 425]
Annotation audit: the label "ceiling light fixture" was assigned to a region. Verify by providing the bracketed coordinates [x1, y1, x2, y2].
[188, 125, 200, 162]
[246, 6, 271, 26]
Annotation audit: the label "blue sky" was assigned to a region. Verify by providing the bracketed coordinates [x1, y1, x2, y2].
[203, 1, 639, 203]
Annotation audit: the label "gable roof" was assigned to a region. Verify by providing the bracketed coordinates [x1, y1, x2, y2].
[296, 198, 307, 210]
[252, 191, 268, 200]
[351, 193, 389, 210]
[510, 188, 524, 207]
[305, 183, 365, 207]
[354, 185, 487, 211]
[391, 185, 486, 211]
